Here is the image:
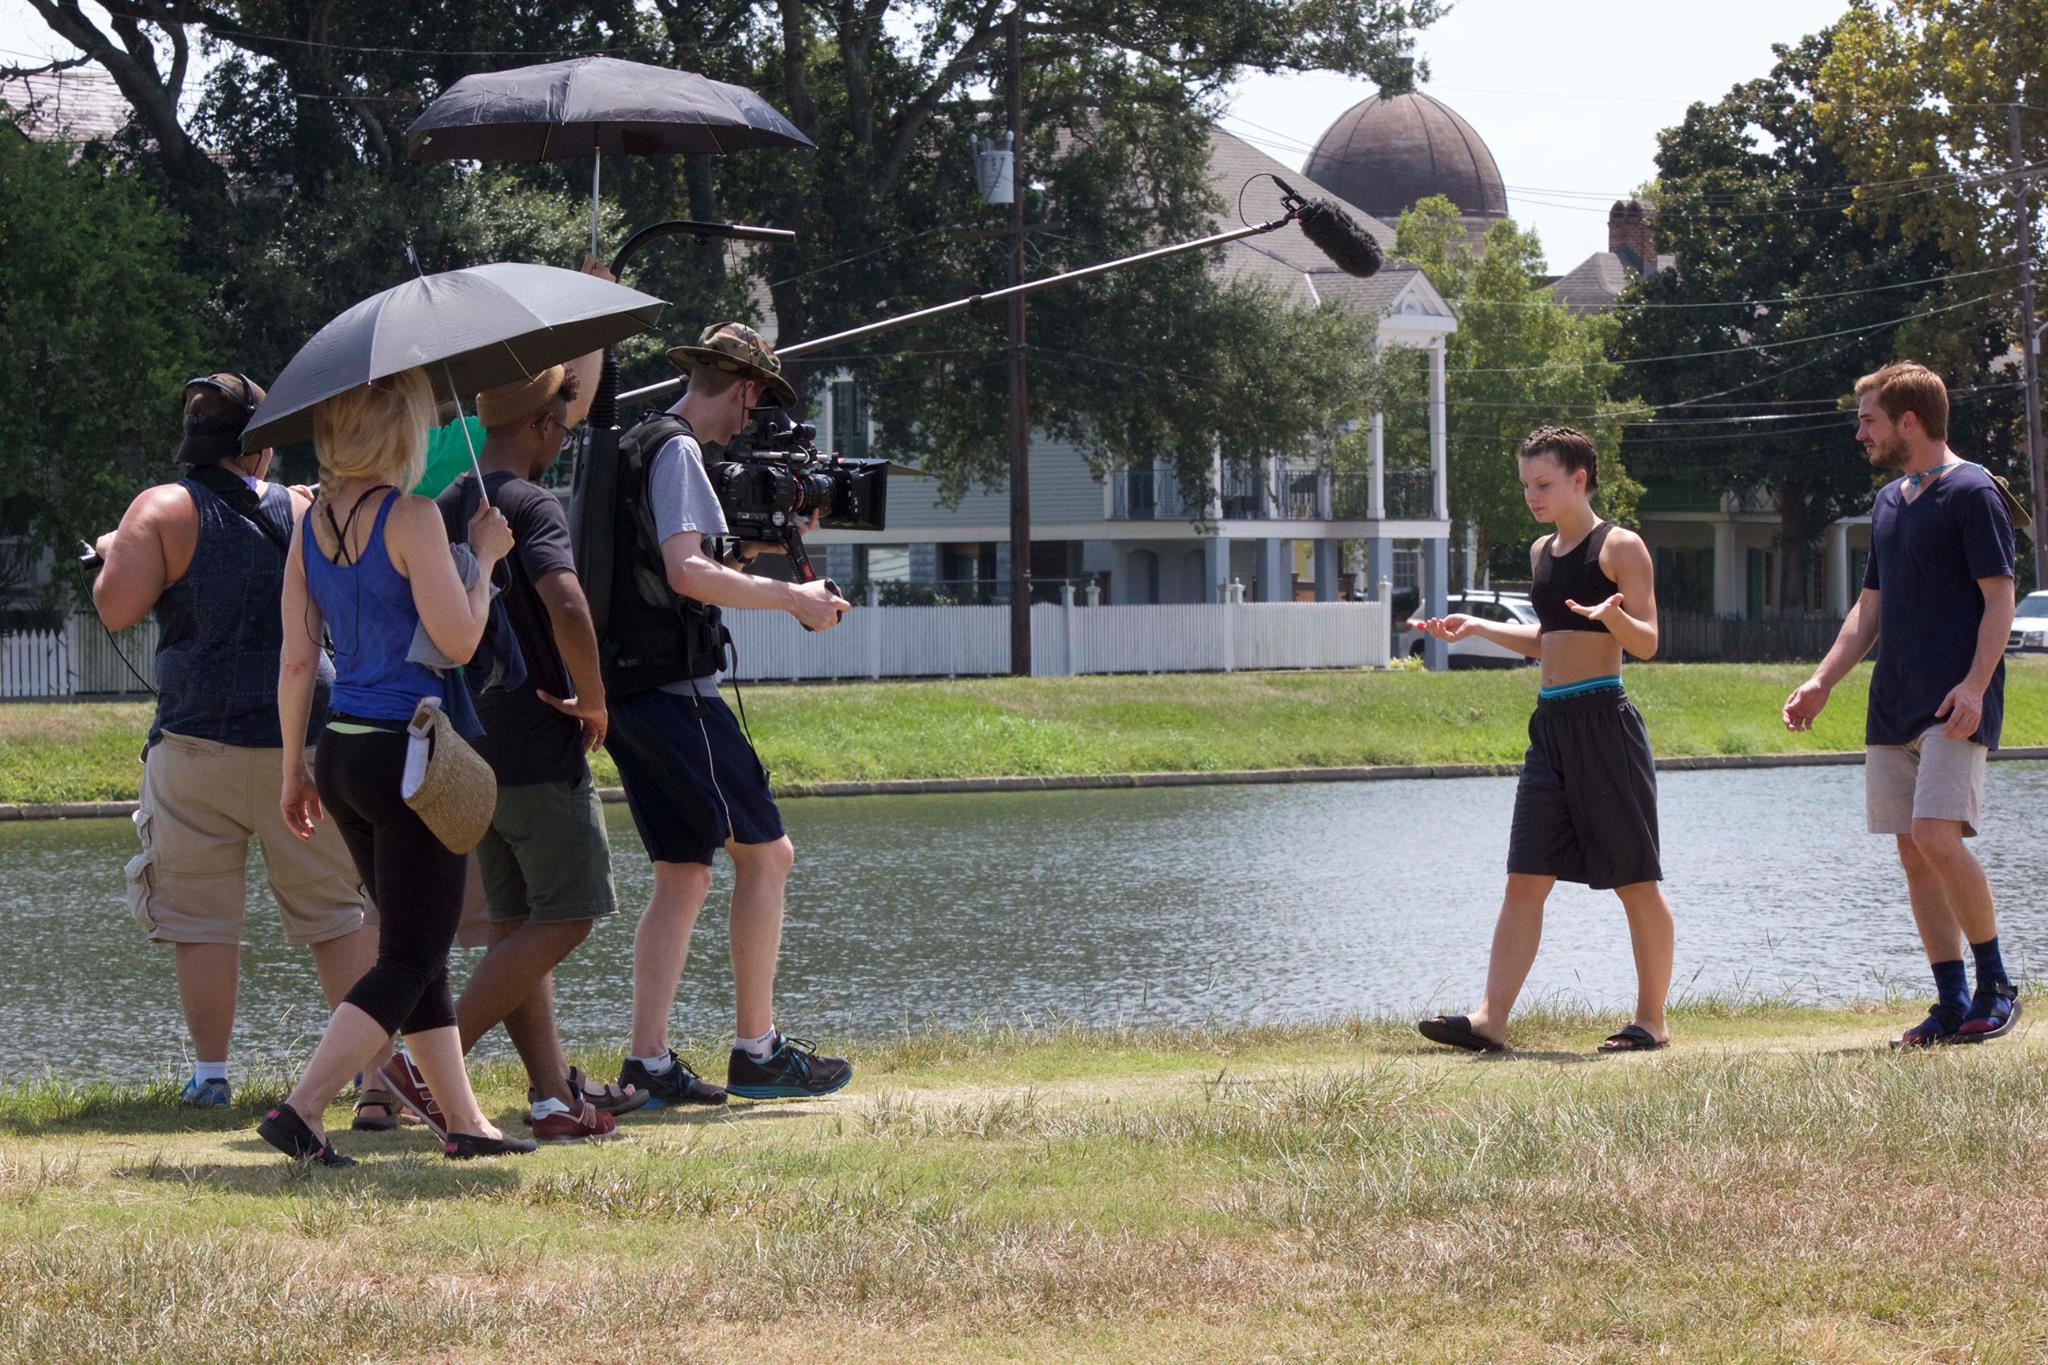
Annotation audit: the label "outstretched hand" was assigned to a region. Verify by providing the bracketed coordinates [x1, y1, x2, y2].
[1415, 614, 1479, 642]
[1565, 593, 1625, 625]
[537, 690, 607, 750]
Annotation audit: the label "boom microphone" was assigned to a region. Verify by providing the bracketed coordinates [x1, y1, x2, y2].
[1272, 176, 1384, 279]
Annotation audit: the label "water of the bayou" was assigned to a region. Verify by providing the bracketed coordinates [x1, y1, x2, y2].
[1, 761, 2041, 1080]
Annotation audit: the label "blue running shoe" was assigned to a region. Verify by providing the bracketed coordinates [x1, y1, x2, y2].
[726, 1034, 852, 1101]
[179, 1075, 232, 1107]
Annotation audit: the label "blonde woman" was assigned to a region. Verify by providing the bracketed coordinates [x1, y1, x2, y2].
[258, 369, 531, 1165]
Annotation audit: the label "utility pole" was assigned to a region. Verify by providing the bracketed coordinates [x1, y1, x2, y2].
[1005, 6, 1032, 675]
[2016, 103, 2047, 588]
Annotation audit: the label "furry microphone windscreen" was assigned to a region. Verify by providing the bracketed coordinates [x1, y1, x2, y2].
[1296, 196, 1384, 279]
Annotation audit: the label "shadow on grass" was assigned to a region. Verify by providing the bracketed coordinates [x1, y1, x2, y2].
[111, 1141, 526, 1199]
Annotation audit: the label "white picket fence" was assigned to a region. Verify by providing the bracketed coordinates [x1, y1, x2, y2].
[722, 598, 1391, 681]
[0, 600, 1389, 697]
[0, 616, 159, 698]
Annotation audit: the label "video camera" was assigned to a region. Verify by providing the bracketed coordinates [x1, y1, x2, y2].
[706, 405, 889, 585]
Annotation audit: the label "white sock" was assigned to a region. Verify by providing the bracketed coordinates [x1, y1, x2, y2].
[192, 1060, 228, 1084]
[631, 1051, 675, 1075]
[736, 1029, 778, 1061]
[529, 1096, 572, 1120]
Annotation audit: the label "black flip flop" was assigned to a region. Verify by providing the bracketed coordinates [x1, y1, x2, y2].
[1417, 1015, 1505, 1053]
[1597, 1023, 1667, 1053]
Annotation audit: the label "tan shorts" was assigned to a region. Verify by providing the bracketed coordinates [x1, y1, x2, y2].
[1866, 730, 1989, 837]
[127, 732, 368, 945]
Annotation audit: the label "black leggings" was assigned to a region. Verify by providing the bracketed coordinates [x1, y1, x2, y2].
[315, 727, 465, 1036]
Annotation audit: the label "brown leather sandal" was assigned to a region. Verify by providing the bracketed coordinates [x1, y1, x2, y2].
[351, 1086, 400, 1132]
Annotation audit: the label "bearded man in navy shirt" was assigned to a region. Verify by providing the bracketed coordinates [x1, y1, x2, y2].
[1783, 362, 2020, 1048]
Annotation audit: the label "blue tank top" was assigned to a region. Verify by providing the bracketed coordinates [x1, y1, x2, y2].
[302, 488, 459, 728]
[151, 478, 331, 749]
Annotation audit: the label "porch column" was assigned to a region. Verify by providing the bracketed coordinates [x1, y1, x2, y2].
[1257, 537, 1288, 602]
[1367, 408, 1386, 519]
[1826, 520, 1851, 617]
[1422, 535, 1450, 671]
[1366, 537, 1393, 600]
[1429, 339, 1448, 521]
[1314, 539, 1340, 602]
[1713, 519, 1742, 617]
[1203, 535, 1230, 604]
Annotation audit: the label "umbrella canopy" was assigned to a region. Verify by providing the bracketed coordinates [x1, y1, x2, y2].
[243, 262, 665, 451]
[405, 57, 814, 162]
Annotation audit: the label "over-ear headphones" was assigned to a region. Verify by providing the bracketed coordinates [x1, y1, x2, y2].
[175, 372, 262, 464]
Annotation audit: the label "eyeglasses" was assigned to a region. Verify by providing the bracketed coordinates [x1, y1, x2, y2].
[535, 410, 574, 451]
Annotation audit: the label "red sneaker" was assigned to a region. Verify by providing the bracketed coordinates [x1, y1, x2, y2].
[376, 1053, 447, 1139]
[527, 1098, 616, 1143]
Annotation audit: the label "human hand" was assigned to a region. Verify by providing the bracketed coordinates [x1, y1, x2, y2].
[281, 762, 322, 840]
[1935, 681, 1984, 740]
[92, 531, 117, 562]
[537, 690, 608, 750]
[1782, 677, 1830, 732]
[1566, 593, 1625, 625]
[468, 501, 514, 563]
[790, 579, 851, 631]
[1416, 614, 1479, 642]
[580, 255, 617, 284]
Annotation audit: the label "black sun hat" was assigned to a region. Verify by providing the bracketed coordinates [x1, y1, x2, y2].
[666, 321, 796, 407]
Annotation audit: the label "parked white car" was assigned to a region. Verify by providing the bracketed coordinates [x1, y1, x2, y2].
[1397, 592, 1540, 668]
[2010, 590, 2048, 654]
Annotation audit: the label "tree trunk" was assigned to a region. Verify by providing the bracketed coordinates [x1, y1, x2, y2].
[1777, 479, 1811, 614]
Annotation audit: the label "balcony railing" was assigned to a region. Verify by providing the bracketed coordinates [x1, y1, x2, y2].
[1113, 464, 1438, 522]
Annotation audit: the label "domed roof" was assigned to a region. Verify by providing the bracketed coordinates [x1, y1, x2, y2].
[1304, 91, 1508, 222]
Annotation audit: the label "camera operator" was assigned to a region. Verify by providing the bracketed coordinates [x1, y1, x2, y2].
[90, 373, 374, 1106]
[603, 322, 853, 1103]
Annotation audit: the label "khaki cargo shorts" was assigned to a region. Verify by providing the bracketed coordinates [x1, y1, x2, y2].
[1866, 729, 1989, 837]
[127, 732, 368, 945]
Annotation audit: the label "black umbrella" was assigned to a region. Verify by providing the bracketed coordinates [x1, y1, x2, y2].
[406, 56, 814, 256]
[242, 262, 665, 467]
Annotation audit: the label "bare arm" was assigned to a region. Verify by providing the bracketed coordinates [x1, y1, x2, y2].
[662, 530, 848, 630]
[277, 509, 325, 839]
[1783, 587, 1880, 731]
[91, 486, 188, 631]
[1420, 538, 1546, 658]
[533, 567, 608, 750]
[1933, 576, 2016, 740]
[1572, 528, 1659, 659]
[385, 494, 511, 664]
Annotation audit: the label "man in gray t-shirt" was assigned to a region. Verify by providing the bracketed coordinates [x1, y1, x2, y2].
[601, 321, 855, 1108]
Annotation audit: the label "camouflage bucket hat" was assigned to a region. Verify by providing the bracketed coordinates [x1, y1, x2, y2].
[666, 321, 797, 408]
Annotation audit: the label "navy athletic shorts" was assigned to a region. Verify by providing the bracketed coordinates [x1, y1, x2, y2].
[604, 689, 785, 865]
[1505, 685, 1662, 890]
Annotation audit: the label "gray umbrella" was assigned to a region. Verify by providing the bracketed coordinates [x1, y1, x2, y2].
[406, 57, 814, 256]
[242, 262, 665, 452]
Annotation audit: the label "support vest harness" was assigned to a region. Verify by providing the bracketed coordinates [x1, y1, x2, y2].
[598, 412, 729, 696]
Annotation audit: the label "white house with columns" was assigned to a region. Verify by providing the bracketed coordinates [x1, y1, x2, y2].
[802, 126, 1463, 665]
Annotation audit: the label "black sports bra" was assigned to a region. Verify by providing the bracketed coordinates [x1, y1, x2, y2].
[1531, 521, 1619, 634]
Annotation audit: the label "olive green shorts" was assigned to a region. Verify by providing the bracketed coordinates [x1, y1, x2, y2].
[472, 771, 618, 927]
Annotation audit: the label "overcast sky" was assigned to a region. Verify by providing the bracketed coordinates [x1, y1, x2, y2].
[4, 0, 1855, 270]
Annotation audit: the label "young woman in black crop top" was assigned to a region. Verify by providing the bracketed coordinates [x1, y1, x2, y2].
[1410, 426, 1677, 1054]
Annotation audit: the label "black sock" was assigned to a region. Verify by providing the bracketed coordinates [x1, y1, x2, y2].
[1969, 936, 2010, 990]
[1932, 959, 1969, 1014]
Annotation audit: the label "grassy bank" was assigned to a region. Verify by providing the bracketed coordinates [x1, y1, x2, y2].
[4, 659, 2046, 805]
[4, 1002, 2047, 1361]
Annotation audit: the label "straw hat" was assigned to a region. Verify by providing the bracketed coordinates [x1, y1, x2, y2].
[400, 698, 497, 854]
[475, 364, 567, 428]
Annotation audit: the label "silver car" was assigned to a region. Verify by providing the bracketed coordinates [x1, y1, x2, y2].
[2009, 590, 2048, 654]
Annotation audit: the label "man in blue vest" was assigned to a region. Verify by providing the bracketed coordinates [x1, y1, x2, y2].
[92, 373, 374, 1106]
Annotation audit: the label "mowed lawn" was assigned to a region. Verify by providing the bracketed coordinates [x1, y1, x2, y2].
[5, 658, 2046, 805]
[4, 1004, 2048, 1361]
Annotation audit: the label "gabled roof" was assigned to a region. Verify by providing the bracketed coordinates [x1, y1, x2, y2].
[1549, 250, 1633, 316]
[0, 66, 131, 145]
